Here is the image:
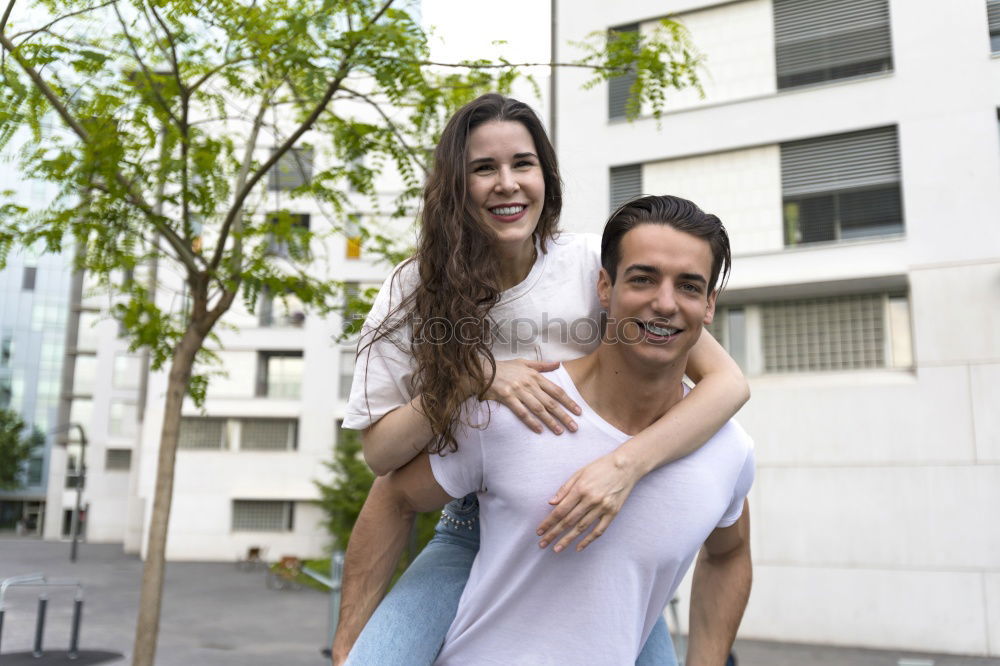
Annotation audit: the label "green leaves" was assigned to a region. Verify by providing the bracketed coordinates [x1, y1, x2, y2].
[0, 408, 40, 490]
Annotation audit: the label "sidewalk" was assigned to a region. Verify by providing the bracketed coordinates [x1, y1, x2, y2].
[0, 538, 330, 666]
[2, 537, 997, 665]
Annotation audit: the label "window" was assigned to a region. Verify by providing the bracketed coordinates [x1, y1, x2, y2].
[69, 398, 93, 431]
[258, 287, 305, 328]
[26, 456, 44, 485]
[72, 354, 97, 396]
[76, 310, 102, 351]
[609, 164, 642, 212]
[267, 147, 313, 190]
[989, 1, 1000, 52]
[178, 417, 227, 449]
[256, 351, 304, 399]
[342, 281, 361, 335]
[22, 266, 37, 291]
[232, 500, 295, 532]
[705, 307, 748, 371]
[339, 348, 356, 400]
[608, 23, 639, 119]
[345, 214, 362, 259]
[773, 0, 892, 89]
[781, 126, 902, 246]
[266, 212, 311, 258]
[113, 353, 143, 390]
[711, 292, 913, 375]
[0, 376, 10, 410]
[109, 401, 138, 439]
[1, 335, 12, 365]
[240, 418, 298, 451]
[105, 448, 132, 471]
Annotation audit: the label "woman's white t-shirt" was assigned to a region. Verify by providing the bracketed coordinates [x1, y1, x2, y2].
[342, 233, 605, 431]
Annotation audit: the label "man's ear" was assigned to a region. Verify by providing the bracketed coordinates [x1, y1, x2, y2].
[597, 268, 613, 309]
[704, 289, 718, 325]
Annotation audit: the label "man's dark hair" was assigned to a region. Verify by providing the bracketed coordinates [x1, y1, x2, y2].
[601, 194, 731, 293]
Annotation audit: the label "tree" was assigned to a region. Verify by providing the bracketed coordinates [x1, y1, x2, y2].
[0, 408, 42, 490]
[0, 2, 702, 664]
[315, 427, 437, 564]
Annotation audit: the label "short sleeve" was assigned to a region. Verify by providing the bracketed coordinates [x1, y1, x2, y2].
[717, 444, 756, 528]
[342, 264, 418, 431]
[428, 417, 487, 499]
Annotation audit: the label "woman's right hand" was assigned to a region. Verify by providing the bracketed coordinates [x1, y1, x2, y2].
[482, 359, 582, 434]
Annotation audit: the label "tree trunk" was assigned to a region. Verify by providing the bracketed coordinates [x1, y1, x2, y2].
[131, 323, 207, 666]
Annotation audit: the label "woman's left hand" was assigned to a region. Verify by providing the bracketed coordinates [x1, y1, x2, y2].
[535, 451, 641, 553]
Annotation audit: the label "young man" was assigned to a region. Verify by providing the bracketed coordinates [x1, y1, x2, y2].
[339, 195, 754, 665]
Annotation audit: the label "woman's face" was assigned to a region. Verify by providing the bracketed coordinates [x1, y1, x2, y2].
[465, 120, 546, 252]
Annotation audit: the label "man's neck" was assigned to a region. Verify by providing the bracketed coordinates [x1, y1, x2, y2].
[563, 345, 687, 436]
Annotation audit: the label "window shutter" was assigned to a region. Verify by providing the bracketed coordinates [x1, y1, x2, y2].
[608, 24, 639, 119]
[780, 126, 899, 197]
[774, 0, 892, 88]
[268, 148, 314, 190]
[609, 164, 642, 211]
[989, 1, 1000, 38]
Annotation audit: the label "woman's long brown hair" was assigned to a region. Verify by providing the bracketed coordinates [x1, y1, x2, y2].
[362, 93, 562, 454]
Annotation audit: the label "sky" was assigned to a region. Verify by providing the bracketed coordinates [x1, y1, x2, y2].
[421, 0, 552, 110]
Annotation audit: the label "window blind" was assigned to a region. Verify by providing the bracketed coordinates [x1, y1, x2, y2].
[774, 0, 892, 88]
[780, 126, 899, 197]
[608, 24, 639, 119]
[609, 164, 642, 211]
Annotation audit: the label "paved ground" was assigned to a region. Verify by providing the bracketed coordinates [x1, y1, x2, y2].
[0, 538, 330, 665]
[2, 537, 998, 666]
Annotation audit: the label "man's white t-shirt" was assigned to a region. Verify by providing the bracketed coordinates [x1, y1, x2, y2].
[342, 233, 604, 430]
[429, 365, 755, 666]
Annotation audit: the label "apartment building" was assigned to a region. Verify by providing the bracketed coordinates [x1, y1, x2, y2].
[555, 0, 1000, 656]
[0, 136, 74, 537]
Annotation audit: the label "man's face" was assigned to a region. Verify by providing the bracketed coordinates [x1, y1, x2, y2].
[598, 223, 717, 368]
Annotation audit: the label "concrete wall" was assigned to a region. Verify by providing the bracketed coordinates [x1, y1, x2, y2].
[558, 0, 1000, 656]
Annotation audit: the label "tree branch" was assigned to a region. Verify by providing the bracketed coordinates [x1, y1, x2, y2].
[207, 90, 270, 275]
[0, 30, 200, 275]
[112, 1, 181, 128]
[340, 85, 427, 176]
[10, 0, 116, 44]
[1, 0, 17, 36]
[146, 3, 184, 96]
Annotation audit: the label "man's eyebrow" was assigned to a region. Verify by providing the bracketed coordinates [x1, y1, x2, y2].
[623, 264, 660, 275]
[678, 272, 707, 284]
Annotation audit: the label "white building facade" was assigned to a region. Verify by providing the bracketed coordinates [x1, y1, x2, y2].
[556, 0, 1000, 657]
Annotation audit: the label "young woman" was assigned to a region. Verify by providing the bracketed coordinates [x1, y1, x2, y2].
[333, 94, 748, 666]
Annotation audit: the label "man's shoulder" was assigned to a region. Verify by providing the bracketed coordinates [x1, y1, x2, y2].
[546, 231, 600, 259]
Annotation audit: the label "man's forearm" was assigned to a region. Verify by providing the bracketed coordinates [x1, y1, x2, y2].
[685, 545, 752, 665]
[331, 475, 416, 664]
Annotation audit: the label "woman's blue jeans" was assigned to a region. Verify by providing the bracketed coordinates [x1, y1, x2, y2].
[345, 495, 678, 665]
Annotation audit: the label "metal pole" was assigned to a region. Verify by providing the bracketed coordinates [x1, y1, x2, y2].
[69, 597, 84, 659]
[326, 552, 344, 649]
[0, 607, 5, 655]
[549, 0, 558, 148]
[33, 594, 48, 657]
[69, 423, 87, 562]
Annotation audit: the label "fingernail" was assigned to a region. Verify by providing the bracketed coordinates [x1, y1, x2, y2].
[554, 545, 563, 553]
[555, 427, 563, 434]
[539, 541, 547, 548]
[568, 421, 577, 432]
[537, 528, 544, 536]
[549, 496, 558, 503]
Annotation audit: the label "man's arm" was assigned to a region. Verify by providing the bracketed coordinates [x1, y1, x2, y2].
[686, 501, 752, 666]
[331, 455, 453, 665]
